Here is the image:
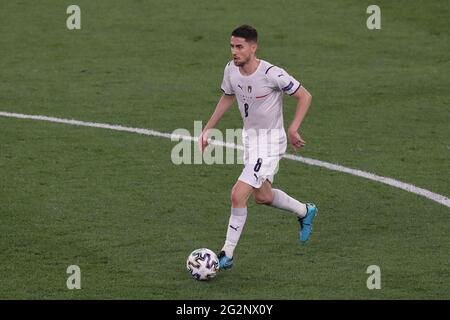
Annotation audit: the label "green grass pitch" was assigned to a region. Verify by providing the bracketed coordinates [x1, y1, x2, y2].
[0, 0, 449, 299]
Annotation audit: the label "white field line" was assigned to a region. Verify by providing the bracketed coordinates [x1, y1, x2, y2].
[1, 111, 449, 208]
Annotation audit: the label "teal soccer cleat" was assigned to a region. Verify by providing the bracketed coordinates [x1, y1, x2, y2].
[217, 251, 233, 270]
[298, 203, 318, 244]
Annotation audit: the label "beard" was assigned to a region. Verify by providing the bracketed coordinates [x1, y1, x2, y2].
[234, 56, 250, 67]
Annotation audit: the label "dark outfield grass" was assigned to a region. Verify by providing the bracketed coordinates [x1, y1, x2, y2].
[0, 0, 449, 299]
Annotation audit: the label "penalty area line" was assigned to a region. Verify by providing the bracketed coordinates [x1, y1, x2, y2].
[1, 110, 449, 208]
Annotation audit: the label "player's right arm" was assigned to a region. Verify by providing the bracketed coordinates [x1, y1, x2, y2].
[199, 94, 235, 152]
[199, 62, 236, 152]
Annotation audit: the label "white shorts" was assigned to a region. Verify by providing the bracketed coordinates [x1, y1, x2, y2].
[238, 154, 282, 188]
[238, 138, 287, 189]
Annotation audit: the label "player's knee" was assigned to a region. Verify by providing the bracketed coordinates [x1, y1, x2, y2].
[231, 187, 245, 207]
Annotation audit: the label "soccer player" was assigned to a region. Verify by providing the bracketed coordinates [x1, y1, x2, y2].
[198, 25, 317, 270]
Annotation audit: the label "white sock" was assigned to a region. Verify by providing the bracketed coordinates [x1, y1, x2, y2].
[222, 207, 247, 258]
[271, 189, 307, 218]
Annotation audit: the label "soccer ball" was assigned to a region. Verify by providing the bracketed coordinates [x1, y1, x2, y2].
[186, 248, 219, 281]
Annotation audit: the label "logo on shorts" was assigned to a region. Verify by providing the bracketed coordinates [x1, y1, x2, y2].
[248, 86, 252, 93]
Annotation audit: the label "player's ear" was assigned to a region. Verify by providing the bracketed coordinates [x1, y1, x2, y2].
[250, 41, 258, 53]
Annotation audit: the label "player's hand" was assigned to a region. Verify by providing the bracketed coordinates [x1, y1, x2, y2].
[198, 132, 209, 153]
[288, 129, 305, 152]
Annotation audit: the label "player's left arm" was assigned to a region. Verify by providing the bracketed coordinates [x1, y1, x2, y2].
[288, 86, 312, 152]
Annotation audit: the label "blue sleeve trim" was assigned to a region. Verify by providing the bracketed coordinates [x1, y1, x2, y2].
[282, 81, 294, 92]
[289, 83, 301, 95]
[221, 88, 235, 96]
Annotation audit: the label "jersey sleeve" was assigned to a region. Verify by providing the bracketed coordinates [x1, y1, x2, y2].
[220, 62, 235, 95]
[266, 66, 301, 95]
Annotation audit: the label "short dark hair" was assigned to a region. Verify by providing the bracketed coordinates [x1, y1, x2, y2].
[231, 25, 258, 43]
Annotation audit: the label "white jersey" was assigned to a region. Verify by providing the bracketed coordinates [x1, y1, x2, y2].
[220, 59, 301, 188]
[220, 59, 301, 155]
